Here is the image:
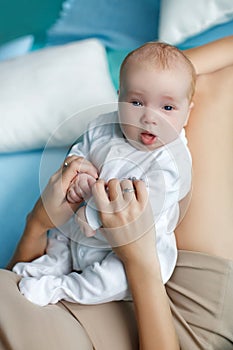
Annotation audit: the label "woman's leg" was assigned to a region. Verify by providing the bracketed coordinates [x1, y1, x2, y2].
[166, 250, 233, 350]
[0, 269, 93, 350]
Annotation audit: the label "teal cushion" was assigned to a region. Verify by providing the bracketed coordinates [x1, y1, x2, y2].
[106, 48, 130, 91]
[0, 0, 63, 46]
[47, 0, 161, 50]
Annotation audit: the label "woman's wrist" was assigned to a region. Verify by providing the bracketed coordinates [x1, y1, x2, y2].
[25, 210, 49, 238]
[124, 252, 162, 284]
[6, 212, 48, 270]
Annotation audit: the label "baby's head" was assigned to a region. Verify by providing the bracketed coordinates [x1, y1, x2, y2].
[118, 42, 196, 150]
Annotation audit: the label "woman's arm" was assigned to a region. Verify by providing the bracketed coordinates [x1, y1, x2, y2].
[118, 227, 180, 350]
[7, 156, 98, 270]
[184, 35, 233, 74]
[125, 253, 179, 350]
[93, 178, 179, 350]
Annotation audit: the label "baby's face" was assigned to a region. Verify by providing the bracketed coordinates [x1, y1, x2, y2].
[118, 62, 193, 151]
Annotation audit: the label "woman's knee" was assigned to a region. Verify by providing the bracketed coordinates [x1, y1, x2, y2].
[0, 269, 94, 350]
[0, 269, 20, 295]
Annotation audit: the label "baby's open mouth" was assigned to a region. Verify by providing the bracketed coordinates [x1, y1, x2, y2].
[140, 132, 157, 145]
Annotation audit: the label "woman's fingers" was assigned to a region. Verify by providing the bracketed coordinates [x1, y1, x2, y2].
[107, 179, 124, 202]
[63, 156, 98, 179]
[93, 178, 131, 212]
[120, 179, 136, 200]
[133, 179, 148, 204]
[93, 178, 155, 248]
[92, 179, 109, 211]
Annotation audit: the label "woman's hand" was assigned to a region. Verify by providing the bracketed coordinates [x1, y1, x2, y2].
[7, 156, 98, 268]
[92, 178, 179, 350]
[92, 178, 158, 268]
[31, 156, 98, 233]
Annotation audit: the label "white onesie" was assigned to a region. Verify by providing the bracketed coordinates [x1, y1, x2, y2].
[13, 111, 192, 306]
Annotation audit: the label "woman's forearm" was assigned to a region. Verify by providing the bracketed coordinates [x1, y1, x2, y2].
[184, 35, 233, 75]
[95, 179, 180, 349]
[125, 258, 180, 350]
[6, 214, 48, 270]
[6, 156, 93, 270]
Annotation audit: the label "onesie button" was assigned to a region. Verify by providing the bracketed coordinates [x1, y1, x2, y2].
[79, 249, 85, 258]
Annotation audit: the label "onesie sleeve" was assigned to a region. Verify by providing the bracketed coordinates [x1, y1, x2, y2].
[68, 125, 92, 159]
[68, 112, 118, 160]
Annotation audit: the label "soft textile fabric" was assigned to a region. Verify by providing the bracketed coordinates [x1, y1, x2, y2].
[13, 225, 131, 306]
[0, 35, 34, 61]
[0, 39, 117, 152]
[13, 112, 192, 306]
[177, 19, 233, 50]
[46, 0, 160, 50]
[166, 250, 233, 349]
[159, 0, 233, 45]
[2, 250, 233, 349]
[0, 270, 94, 350]
[0, 269, 137, 350]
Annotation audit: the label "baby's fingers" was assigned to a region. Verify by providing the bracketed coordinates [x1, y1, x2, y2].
[66, 186, 83, 203]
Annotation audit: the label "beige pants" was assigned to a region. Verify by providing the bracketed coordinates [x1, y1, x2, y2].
[0, 250, 233, 350]
[166, 250, 233, 350]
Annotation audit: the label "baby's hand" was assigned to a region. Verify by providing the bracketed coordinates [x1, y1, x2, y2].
[66, 173, 97, 203]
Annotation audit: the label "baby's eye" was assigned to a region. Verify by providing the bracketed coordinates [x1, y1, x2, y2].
[163, 105, 174, 111]
[131, 101, 143, 107]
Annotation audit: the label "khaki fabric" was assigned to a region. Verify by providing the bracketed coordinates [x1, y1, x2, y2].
[60, 300, 138, 350]
[0, 269, 93, 350]
[166, 250, 233, 350]
[0, 269, 138, 350]
[1, 250, 233, 350]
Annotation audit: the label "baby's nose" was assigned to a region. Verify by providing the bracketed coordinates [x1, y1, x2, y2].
[140, 110, 158, 125]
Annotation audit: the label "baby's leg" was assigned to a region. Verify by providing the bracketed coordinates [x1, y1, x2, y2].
[18, 252, 130, 306]
[13, 229, 72, 277]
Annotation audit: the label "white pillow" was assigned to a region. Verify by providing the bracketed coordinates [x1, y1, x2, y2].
[0, 39, 117, 152]
[159, 0, 233, 45]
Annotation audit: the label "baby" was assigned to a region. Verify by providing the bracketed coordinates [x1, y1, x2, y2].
[13, 42, 195, 306]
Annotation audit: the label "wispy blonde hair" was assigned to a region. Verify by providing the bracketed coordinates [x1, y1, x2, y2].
[120, 42, 196, 101]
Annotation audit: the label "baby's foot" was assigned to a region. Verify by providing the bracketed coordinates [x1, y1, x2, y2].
[19, 275, 64, 306]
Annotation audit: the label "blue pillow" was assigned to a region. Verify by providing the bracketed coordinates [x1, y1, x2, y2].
[47, 0, 160, 50]
[0, 147, 68, 268]
[177, 19, 233, 50]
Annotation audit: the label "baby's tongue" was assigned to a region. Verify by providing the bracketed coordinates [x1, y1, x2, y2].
[141, 133, 156, 145]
